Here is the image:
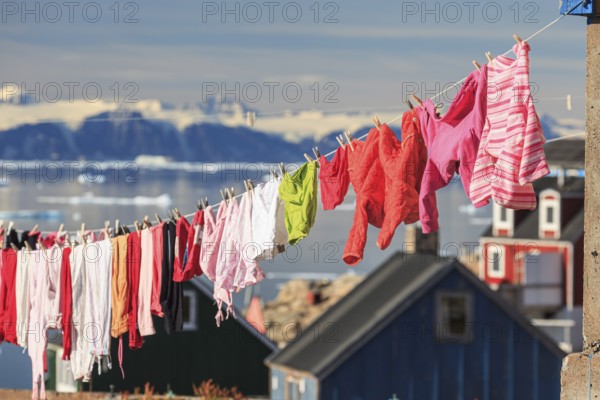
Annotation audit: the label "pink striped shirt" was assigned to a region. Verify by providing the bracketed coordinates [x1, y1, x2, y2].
[470, 42, 549, 209]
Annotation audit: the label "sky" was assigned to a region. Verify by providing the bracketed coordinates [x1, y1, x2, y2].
[0, 0, 588, 120]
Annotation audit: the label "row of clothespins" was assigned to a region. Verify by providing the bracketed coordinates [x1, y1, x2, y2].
[472, 34, 523, 71]
[303, 131, 356, 165]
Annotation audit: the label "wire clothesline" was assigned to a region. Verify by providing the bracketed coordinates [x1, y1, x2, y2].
[6, 0, 586, 236]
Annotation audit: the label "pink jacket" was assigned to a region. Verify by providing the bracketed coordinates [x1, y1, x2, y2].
[418, 66, 488, 233]
[470, 42, 549, 209]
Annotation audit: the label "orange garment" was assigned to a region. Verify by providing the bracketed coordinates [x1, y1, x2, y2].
[111, 235, 129, 338]
[343, 128, 385, 266]
[376, 113, 427, 250]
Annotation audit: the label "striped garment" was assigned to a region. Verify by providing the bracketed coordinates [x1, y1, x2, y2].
[470, 42, 549, 210]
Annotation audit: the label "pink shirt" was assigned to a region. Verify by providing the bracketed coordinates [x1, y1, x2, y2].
[418, 66, 488, 233]
[470, 42, 549, 209]
[233, 191, 265, 291]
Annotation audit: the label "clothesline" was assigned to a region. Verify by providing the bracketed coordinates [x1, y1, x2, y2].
[5, 0, 586, 236]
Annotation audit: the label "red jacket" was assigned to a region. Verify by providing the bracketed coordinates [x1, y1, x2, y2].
[376, 112, 427, 250]
[343, 128, 385, 266]
[175, 210, 204, 282]
[0, 249, 17, 344]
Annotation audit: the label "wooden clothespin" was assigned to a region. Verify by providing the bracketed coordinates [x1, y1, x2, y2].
[134, 220, 141, 232]
[279, 162, 286, 176]
[344, 131, 355, 152]
[174, 208, 183, 219]
[243, 180, 249, 192]
[155, 213, 162, 224]
[203, 197, 209, 208]
[513, 34, 522, 44]
[411, 95, 423, 106]
[303, 153, 314, 163]
[10, 243, 19, 252]
[196, 200, 203, 210]
[247, 180, 255, 191]
[30, 224, 38, 234]
[114, 220, 120, 234]
[312, 147, 321, 160]
[406, 98, 414, 110]
[7, 221, 14, 235]
[24, 241, 32, 251]
[80, 223, 86, 244]
[57, 223, 64, 238]
[104, 220, 111, 238]
[472, 60, 481, 71]
[372, 116, 381, 131]
[143, 215, 152, 228]
[485, 51, 494, 65]
[220, 189, 226, 201]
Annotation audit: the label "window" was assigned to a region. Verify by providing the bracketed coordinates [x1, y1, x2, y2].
[500, 206, 507, 222]
[487, 246, 504, 278]
[54, 347, 77, 393]
[182, 290, 198, 331]
[546, 205, 555, 224]
[436, 291, 473, 343]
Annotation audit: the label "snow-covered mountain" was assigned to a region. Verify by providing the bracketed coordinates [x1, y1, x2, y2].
[0, 98, 585, 162]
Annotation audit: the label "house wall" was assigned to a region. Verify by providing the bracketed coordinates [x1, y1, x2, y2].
[90, 283, 274, 397]
[317, 271, 562, 400]
[270, 368, 317, 400]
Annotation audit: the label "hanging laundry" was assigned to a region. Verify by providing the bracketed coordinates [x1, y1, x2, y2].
[178, 209, 204, 281]
[319, 146, 350, 210]
[233, 191, 264, 292]
[69, 244, 88, 380]
[278, 161, 319, 245]
[376, 115, 427, 250]
[470, 42, 549, 209]
[111, 235, 129, 338]
[418, 65, 488, 233]
[215, 197, 240, 326]
[20, 230, 40, 250]
[200, 201, 227, 281]
[126, 231, 143, 350]
[0, 248, 17, 345]
[16, 249, 31, 348]
[160, 221, 183, 334]
[138, 228, 155, 336]
[60, 246, 73, 360]
[150, 223, 165, 317]
[82, 239, 113, 380]
[4, 229, 19, 250]
[172, 216, 190, 282]
[26, 248, 49, 400]
[343, 129, 385, 266]
[251, 177, 288, 260]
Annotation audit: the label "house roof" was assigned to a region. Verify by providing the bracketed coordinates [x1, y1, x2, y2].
[265, 252, 565, 379]
[189, 277, 278, 351]
[544, 138, 584, 169]
[481, 177, 584, 241]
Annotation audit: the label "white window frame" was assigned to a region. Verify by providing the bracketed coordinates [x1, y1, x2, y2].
[493, 201, 514, 237]
[487, 245, 505, 278]
[182, 290, 198, 331]
[435, 291, 473, 343]
[539, 190, 561, 239]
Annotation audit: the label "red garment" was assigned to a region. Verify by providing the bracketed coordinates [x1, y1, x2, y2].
[343, 128, 386, 266]
[150, 223, 164, 317]
[60, 247, 73, 360]
[0, 249, 18, 344]
[126, 232, 143, 350]
[175, 210, 204, 282]
[172, 217, 190, 282]
[376, 115, 427, 250]
[319, 146, 350, 210]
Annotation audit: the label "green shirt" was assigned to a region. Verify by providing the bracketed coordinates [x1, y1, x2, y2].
[278, 161, 318, 245]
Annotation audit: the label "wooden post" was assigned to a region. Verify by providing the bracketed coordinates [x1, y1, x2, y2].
[561, 8, 600, 399]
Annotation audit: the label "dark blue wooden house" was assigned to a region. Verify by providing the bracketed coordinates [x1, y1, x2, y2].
[266, 252, 565, 400]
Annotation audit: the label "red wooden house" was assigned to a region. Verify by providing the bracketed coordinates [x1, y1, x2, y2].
[478, 139, 585, 352]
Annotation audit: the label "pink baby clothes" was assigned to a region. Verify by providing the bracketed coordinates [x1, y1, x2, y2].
[418, 65, 488, 233]
[214, 198, 240, 326]
[27, 250, 48, 400]
[200, 202, 227, 282]
[469, 42, 549, 209]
